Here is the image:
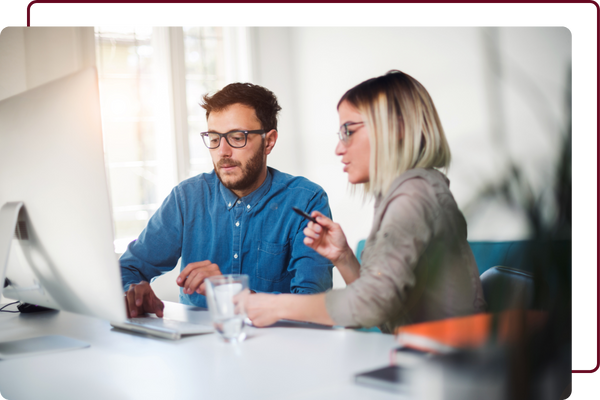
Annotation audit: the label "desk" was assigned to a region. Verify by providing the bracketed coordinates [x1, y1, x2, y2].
[0, 302, 400, 400]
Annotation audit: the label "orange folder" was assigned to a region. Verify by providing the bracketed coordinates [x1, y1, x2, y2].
[394, 310, 548, 353]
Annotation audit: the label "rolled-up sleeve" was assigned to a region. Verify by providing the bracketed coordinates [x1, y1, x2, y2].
[120, 188, 184, 291]
[325, 180, 437, 327]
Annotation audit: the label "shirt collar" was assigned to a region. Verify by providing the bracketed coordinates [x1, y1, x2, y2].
[219, 168, 273, 211]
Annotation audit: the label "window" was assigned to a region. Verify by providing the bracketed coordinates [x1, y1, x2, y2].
[95, 27, 250, 254]
[183, 27, 227, 177]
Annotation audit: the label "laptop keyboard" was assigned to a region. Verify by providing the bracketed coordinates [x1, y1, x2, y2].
[126, 317, 214, 334]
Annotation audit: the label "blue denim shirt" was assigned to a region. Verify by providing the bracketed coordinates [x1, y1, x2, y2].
[120, 167, 333, 307]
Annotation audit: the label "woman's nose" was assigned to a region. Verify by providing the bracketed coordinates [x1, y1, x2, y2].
[335, 140, 346, 156]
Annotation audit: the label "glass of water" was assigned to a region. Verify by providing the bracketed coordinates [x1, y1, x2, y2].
[205, 274, 250, 343]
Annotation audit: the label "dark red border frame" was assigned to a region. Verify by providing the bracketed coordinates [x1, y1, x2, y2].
[18, 0, 600, 376]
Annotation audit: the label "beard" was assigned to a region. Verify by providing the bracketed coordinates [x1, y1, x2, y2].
[214, 143, 265, 193]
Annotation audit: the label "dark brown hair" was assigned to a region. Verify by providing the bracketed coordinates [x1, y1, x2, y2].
[201, 83, 281, 132]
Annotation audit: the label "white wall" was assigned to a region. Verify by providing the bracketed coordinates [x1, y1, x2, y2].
[251, 27, 571, 261]
[0, 27, 95, 101]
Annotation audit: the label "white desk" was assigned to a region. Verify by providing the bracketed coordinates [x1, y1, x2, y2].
[0, 302, 401, 400]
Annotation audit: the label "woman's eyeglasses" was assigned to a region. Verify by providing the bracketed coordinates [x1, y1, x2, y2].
[337, 122, 364, 144]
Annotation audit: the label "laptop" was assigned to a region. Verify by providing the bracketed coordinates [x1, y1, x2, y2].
[110, 301, 215, 340]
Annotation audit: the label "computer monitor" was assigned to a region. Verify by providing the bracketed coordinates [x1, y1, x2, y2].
[0, 67, 126, 323]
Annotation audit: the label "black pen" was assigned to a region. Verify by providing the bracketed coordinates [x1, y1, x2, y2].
[292, 207, 319, 224]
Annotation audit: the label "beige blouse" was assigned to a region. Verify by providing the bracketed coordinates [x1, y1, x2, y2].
[325, 168, 486, 333]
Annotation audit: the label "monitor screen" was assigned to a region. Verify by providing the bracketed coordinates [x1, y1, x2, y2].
[0, 67, 127, 322]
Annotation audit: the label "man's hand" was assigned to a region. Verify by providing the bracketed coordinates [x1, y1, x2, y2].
[176, 260, 222, 296]
[125, 281, 164, 318]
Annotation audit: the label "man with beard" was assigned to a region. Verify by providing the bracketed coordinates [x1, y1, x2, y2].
[120, 83, 333, 316]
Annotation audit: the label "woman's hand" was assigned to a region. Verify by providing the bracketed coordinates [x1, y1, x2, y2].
[303, 211, 351, 264]
[304, 211, 361, 285]
[245, 293, 335, 327]
[245, 293, 283, 327]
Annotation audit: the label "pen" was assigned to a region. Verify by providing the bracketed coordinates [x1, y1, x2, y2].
[292, 207, 319, 224]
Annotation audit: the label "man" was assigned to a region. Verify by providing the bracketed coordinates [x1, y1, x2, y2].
[120, 82, 333, 317]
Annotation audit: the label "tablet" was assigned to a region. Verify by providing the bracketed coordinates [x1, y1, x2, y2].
[354, 365, 406, 393]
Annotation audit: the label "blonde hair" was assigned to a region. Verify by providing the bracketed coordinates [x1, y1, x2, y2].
[338, 70, 451, 197]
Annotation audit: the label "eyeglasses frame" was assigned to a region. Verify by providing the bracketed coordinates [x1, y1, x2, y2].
[337, 121, 364, 144]
[200, 129, 266, 149]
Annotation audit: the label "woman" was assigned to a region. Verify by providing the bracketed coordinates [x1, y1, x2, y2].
[245, 70, 486, 333]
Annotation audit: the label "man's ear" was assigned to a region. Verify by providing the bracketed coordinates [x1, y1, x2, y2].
[264, 129, 278, 155]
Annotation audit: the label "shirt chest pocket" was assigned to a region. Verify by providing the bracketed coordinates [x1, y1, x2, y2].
[255, 240, 291, 283]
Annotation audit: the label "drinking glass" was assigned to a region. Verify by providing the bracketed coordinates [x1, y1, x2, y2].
[205, 274, 250, 343]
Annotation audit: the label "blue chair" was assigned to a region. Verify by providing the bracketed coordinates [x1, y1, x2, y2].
[358, 239, 571, 273]
[468, 240, 571, 276]
[352, 240, 381, 333]
[480, 266, 535, 312]
[356, 238, 569, 313]
[469, 240, 570, 312]
[356, 239, 366, 264]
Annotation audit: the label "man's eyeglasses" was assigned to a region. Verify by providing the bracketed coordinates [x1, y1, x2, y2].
[337, 122, 364, 144]
[201, 130, 265, 149]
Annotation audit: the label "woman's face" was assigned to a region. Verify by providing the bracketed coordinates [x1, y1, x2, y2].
[336, 100, 370, 184]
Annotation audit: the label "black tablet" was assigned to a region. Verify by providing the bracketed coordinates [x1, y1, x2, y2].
[354, 365, 406, 393]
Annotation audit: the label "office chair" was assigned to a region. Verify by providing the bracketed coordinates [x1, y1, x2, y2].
[480, 266, 535, 312]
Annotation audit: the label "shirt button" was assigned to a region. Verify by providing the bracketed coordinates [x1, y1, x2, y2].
[235, 221, 240, 227]
[234, 253, 238, 259]
[247, 205, 251, 209]
[228, 202, 231, 207]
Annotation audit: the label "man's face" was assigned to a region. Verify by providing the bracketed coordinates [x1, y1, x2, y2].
[208, 103, 268, 195]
